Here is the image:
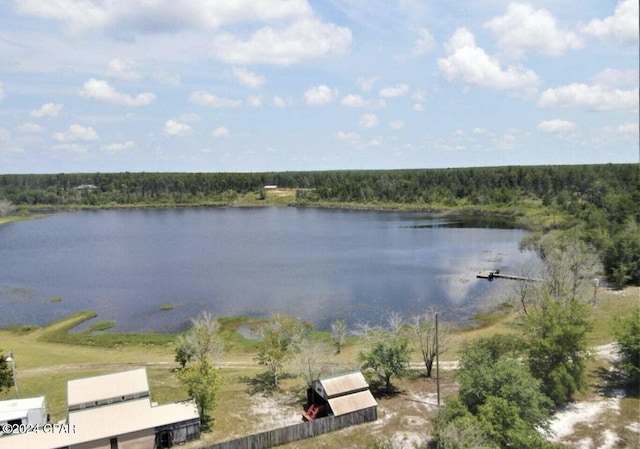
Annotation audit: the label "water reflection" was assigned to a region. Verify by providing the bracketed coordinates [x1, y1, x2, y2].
[0, 208, 540, 332]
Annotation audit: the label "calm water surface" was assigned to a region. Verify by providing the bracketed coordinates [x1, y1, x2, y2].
[0, 208, 539, 332]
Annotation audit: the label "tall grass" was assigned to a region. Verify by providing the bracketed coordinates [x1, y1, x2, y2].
[37, 311, 174, 347]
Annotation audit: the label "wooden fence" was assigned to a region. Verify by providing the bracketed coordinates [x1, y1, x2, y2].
[203, 407, 377, 449]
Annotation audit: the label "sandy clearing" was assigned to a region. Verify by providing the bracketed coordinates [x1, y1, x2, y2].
[594, 343, 619, 363]
[249, 392, 302, 432]
[549, 397, 620, 441]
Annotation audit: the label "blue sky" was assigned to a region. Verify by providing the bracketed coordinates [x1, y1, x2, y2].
[0, 0, 637, 173]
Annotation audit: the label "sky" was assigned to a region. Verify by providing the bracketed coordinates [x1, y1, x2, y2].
[0, 0, 638, 174]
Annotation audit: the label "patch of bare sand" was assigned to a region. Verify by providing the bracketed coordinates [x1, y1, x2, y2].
[545, 376, 638, 449]
[548, 395, 621, 442]
[249, 392, 302, 432]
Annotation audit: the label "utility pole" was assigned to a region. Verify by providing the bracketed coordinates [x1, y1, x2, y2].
[6, 350, 18, 398]
[435, 312, 440, 408]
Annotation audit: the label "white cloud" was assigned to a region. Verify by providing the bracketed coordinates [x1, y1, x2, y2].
[389, 120, 405, 130]
[31, 103, 63, 117]
[304, 85, 338, 105]
[248, 95, 263, 107]
[101, 140, 136, 152]
[272, 96, 287, 108]
[615, 122, 639, 134]
[412, 90, 426, 102]
[177, 113, 201, 122]
[52, 143, 87, 153]
[379, 84, 410, 98]
[473, 127, 490, 135]
[413, 28, 435, 55]
[537, 119, 576, 133]
[53, 124, 99, 142]
[16, 122, 43, 133]
[593, 69, 639, 88]
[212, 126, 229, 137]
[538, 84, 639, 111]
[358, 76, 378, 92]
[492, 130, 519, 150]
[211, 18, 351, 66]
[335, 130, 381, 148]
[189, 91, 242, 108]
[15, 0, 313, 35]
[232, 67, 266, 88]
[412, 103, 424, 112]
[0, 128, 23, 156]
[79, 79, 156, 107]
[335, 130, 360, 144]
[580, 0, 639, 43]
[106, 58, 142, 80]
[341, 94, 365, 108]
[359, 113, 378, 129]
[164, 120, 192, 136]
[438, 28, 540, 90]
[154, 70, 181, 86]
[0, 81, 3, 101]
[485, 3, 583, 58]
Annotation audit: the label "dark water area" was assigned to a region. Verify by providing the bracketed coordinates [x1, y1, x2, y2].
[0, 207, 539, 332]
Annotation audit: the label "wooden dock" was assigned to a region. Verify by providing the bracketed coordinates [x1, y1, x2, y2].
[477, 270, 542, 282]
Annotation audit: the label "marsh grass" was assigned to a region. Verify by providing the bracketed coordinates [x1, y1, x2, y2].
[37, 311, 175, 347]
[86, 320, 115, 333]
[218, 316, 266, 353]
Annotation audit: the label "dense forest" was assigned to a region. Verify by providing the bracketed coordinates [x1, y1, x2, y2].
[0, 164, 638, 287]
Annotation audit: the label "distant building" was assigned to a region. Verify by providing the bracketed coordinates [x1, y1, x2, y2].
[0, 368, 200, 449]
[0, 396, 47, 430]
[263, 185, 278, 189]
[74, 184, 97, 190]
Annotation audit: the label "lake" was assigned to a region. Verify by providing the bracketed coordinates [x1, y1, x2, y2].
[0, 207, 539, 332]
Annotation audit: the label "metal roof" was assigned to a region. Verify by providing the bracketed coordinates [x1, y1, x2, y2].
[0, 396, 45, 423]
[0, 398, 199, 449]
[68, 398, 199, 437]
[327, 390, 377, 416]
[67, 368, 149, 407]
[319, 371, 370, 398]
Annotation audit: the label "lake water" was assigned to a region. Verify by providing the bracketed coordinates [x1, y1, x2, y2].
[0, 207, 539, 332]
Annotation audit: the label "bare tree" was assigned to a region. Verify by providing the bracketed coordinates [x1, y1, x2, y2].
[506, 262, 544, 317]
[410, 309, 449, 378]
[293, 338, 331, 387]
[387, 311, 404, 335]
[175, 312, 224, 368]
[538, 231, 601, 302]
[0, 199, 15, 217]
[330, 320, 347, 354]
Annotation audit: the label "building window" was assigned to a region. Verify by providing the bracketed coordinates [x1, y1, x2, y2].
[110, 437, 118, 449]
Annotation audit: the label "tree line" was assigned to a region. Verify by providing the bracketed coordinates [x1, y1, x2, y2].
[0, 164, 636, 208]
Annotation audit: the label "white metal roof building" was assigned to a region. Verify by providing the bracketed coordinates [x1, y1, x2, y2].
[0, 369, 200, 449]
[67, 367, 151, 411]
[0, 396, 47, 428]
